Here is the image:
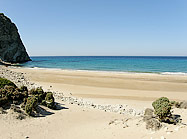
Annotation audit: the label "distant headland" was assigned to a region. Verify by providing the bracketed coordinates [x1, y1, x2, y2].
[0, 13, 31, 64]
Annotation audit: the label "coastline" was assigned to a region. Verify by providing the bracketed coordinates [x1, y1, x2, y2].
[9, 65, 187, 76]
[1, 65, 187, 139]
[17, 56, 187, 76]
[1, 1, 187, 138]
[8, 65, 187, 101]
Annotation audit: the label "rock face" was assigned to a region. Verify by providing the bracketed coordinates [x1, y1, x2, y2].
[0, 13, 31, 63]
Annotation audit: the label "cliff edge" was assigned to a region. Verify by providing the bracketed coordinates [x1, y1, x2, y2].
[0, 13, 31, 64]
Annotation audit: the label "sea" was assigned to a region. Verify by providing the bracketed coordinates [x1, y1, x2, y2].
[15, 56, 187, 75]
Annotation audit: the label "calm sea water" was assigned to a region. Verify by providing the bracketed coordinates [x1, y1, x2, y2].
[18, 56, 187, 74]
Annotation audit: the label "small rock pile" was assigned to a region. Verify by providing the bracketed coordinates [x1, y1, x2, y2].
[143, 108, 162, 131]
[109, 118, 130, 128]
[0, 66, 37, 89]
[61, 96, 144, 116]
[175, 101, 187, 109]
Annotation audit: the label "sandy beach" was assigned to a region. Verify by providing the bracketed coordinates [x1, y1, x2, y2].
[1, 66, 187, 139]
[1, 0, 187, 138]
[12, 67, 187, 101]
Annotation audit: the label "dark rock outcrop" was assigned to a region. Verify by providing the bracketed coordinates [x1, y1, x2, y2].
[0, 13, 31, 64]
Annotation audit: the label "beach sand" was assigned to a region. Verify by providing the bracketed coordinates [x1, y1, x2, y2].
[12, 68, 187, 101]
[1, 67, 187, 139]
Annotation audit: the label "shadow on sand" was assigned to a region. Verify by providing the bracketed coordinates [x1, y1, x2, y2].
[35, 102, 69, 117]
[55, 102, 69, 110]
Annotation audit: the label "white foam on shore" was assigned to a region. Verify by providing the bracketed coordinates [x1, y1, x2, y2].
[161, 72, 187, 75]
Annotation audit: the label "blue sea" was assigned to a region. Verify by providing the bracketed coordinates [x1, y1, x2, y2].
[18, 56, 187, 74]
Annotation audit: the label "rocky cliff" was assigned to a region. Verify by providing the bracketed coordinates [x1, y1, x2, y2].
[0, 13, 31, 64]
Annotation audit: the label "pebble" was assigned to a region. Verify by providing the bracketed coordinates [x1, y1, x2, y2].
[164, 127, 168, 131]
[0, 66, 144, 117]
[174, 127, 179, 131]
[61, 96, 144, 116]
[0, 66, 38, 89]
[166, 131, 173, 135]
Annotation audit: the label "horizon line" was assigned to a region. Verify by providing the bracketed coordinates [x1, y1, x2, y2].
[29, 55, 187, 57]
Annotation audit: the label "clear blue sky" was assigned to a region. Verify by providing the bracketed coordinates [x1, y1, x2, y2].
[1, 0, 187, 56]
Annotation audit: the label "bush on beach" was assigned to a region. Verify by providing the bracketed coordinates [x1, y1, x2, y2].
[0, 78, 56, 116]
[152, 97, 171, 121]
[0, 77, 17, 88]
[25, 96, 38, 116]
[144, 97, 183, 131]
[44, 92, 56, 109]
[151, 97, 182, 124]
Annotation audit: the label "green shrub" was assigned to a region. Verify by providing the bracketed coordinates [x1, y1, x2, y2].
[3, 86, 18, 101]
[29, 87, 46, 103]
[44, 92, 55, 109]
[0, 97, 8, 107]
[0, 78, 56, 116]
[29, 88, 37, 95]
[0, 88, 7, 98]
[12, 90, 26, 101]
[152, 97, 171, 120]
[4, 85, 15, 92]
[20, 91, 28, 99]
[25, 96, 38, 116]
[29, 87, 44, 95]
[0, 78, 17, 89]
[0, 85, 26, 103]
[20, 86, 28, 92]
[170, 101, 176, 106]
[170, 101, 181, 108]
[152, 97, 169, 106]
[12, 90, 19, 101]
[35, 87, 44, 94]
[36, 87, 46, 102]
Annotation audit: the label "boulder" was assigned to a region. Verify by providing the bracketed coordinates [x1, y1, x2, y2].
[144, 108, 154, 116]
[143, 108, 162, 131]
[146, 118, 162, 131]
[143, 108, 154, 122]
[179, 101, 187, 109]
[0, 13, 31, 64]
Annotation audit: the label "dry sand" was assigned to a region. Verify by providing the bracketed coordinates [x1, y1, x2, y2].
[12, 68, 187, 102]
[1, 67, 187, 139]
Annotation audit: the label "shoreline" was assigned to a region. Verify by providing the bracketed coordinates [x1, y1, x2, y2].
[8, 65, 187, 76]
[7, 65, 187, 101]
[1, 65, 187, 138]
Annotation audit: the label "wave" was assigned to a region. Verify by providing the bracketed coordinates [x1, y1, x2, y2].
[160, 72, 187, 75]
[10, 65, 187, 76]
